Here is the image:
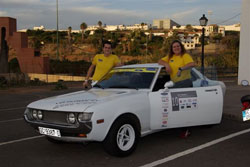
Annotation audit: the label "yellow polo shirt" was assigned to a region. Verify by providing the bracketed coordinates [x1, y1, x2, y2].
[161, 53, 194, 82]
[92, 54, 120, 81]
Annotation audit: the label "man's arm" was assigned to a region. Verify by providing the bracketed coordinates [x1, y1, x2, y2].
[115, 62, 123, 67]
[85, 64, 95, 81]
[83, 64, 95, 87]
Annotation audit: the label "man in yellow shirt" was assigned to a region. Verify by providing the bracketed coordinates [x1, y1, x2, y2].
[83, 41, 121, 88]
[158, 40, 195, 88]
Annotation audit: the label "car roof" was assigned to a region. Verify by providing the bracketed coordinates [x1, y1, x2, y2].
[117, 63, 163, 69]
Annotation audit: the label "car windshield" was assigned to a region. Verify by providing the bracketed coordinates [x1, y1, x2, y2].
[93, 67, 158, 89]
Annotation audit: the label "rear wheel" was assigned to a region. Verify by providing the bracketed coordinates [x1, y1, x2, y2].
[103, 116, 140, 157]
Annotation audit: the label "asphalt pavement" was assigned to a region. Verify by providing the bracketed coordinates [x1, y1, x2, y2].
[1, 81, 250, 167]
[223, 81, 250, 121]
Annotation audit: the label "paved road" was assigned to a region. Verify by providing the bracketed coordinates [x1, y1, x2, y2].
[1, 85, 250, 167]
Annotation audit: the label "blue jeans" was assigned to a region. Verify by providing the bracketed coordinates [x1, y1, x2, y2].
[172, 79, 193, 88]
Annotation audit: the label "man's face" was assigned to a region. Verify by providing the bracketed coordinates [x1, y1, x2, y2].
[103, 44, 112, 56]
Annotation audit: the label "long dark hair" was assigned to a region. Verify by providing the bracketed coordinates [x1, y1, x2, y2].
[168, 40, 186, 59]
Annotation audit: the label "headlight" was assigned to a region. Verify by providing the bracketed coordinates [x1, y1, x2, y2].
[67, 113, 76, 124]
[78, 112, 93, 122]
[32, 110, 38, 119]
[37, 110, 43, 120]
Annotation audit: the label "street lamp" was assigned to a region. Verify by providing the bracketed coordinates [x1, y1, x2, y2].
[56, 0, 59, 60]
[199, 14, 208, 75]
[145, 34, 148, 63]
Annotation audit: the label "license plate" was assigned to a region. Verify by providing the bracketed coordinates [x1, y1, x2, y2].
[39, 127, 61, 137]
[242, 108, 250, 121]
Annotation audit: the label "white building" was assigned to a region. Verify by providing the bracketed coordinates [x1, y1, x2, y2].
[218, 27, 225, 36]
[85, 24, 149, 32]
[33, 25, 45, 30]
[167, 30, 199, 50]
[173, 25, 214, 36]
[221, 24, 240, 31]
[179, 33, 199, 50]
[125, 24, 149, 31]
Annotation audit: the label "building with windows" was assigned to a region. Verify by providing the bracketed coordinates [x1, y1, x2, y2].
[222, 24, 240, 31]
[153, 19, 180, 29]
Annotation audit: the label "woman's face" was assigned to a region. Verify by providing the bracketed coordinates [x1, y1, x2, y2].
[172, 42, 182, 55]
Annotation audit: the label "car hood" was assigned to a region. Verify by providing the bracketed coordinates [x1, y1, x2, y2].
[27, 89, 135, 112]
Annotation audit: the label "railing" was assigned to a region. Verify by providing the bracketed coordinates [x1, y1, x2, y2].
[196, 67, 238, 82]
[0, 65, 239, 86]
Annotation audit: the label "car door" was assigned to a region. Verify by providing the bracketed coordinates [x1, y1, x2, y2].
[149, 76, 223, 130]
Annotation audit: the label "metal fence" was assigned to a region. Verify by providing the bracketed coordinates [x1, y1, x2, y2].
[0, 65, 239, 85]
[196, 66, 238, 82]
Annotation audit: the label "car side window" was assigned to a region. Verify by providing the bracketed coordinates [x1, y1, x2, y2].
[152, 69, 170, 92]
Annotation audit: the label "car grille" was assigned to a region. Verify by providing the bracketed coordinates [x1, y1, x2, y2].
[43, 111, 69, 125]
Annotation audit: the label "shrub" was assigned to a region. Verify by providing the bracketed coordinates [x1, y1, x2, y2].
[53, 80, 68, 90]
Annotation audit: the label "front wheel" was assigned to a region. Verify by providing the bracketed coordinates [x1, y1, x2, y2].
[103, 116, 140, 157]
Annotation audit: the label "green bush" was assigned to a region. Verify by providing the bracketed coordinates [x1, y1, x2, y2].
[0, 76, 8, 88]
[30, 78, 46, 86]
[53, 80, 68, 90]
[8, 58, 21, 73]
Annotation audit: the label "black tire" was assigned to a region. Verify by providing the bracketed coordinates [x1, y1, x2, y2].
[103, 115, 140, 157]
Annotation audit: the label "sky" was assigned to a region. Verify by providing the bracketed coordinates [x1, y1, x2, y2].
[0, 0, 242, 30]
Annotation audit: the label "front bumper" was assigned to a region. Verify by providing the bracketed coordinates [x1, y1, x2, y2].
[24, 114, 92, 138]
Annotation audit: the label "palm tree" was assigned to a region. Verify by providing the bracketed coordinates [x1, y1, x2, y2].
[98, 21, 102, 29]
[141, 22, 145, 30]
[80, 22, 88, 42]
[67, 26, 73, 53]
[67, 26, 72, 43]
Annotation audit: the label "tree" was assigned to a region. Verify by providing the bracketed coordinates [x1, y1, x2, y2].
[141, 22, 145, 30]
[212, 33, 223, 42]
[67, 26, 72, 44]
[80, 22, 88, 42]
[185, 24, 193, 32]
[67, 26, 73, 53]
[98, 21, 102, 29]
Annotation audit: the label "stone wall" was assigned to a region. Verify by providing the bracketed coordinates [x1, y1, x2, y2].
[0, 17, 49, 74]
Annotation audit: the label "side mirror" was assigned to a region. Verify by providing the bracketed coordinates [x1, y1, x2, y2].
[164, 81, 174, 89]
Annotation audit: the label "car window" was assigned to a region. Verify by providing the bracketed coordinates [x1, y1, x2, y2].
[152, 68, 170, 92]
[95, 67, 157, 89]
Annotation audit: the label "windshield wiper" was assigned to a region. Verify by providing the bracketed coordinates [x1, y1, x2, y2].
[108, 85, 138, 90]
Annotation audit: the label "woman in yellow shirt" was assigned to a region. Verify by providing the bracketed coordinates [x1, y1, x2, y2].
[158, 40, 195, 88]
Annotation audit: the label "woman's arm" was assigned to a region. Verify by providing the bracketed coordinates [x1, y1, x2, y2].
[180, 62, 195, 70]
[158, 59, 172, 73]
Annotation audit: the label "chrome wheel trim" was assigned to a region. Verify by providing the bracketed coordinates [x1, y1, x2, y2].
[116, 124, 135, 151]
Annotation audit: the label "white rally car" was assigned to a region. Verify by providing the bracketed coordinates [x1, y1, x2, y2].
[24, 63, 226, 156]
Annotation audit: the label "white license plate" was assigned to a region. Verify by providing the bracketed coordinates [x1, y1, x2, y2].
[242, 108, 250, 121]
[39, 127, 61, 137]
